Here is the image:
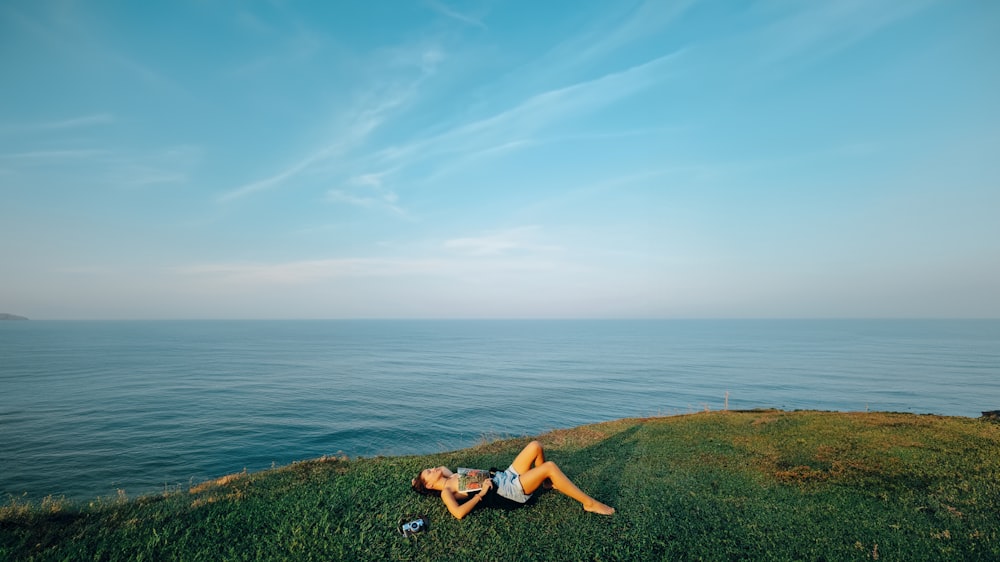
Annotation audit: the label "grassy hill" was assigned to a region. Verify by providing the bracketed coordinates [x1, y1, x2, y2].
[3, 410, 998, 561]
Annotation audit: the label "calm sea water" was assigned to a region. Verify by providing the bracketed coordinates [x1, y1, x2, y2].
[1, 319, 998, 502]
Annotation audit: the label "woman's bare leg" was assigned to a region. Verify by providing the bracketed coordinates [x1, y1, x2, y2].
[510, 440, 554, 489]
[510, 440, 546, 475]
[518, 460, 615, 515]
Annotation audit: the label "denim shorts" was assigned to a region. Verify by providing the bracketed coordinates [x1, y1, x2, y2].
[492, 466, 532, 504]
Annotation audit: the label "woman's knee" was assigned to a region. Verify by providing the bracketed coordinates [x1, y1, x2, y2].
[541, 460, 560, 473]
[523, 440, 543, 457]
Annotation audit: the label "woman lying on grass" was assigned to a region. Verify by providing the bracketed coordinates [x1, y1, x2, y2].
[411, 440, 615, 519]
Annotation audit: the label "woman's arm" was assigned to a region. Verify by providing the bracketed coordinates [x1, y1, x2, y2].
[441, 480, 492, 520]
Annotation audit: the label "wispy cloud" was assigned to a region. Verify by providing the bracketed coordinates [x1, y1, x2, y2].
[0, 149, 111, 162]
[218, 3, 689, 207]
[327, 171, 406, 215]
[2, 113, 115, 134]
[172, 250, 566, 287]
[466, 50, 681, 132]
[219, 43, 442, 204]
[226, 14, 324, 77]
[444, 226, 560, 256]
[43, 113, 114, 129]
[175, 258, 444, 284]
[424, 0, 487, 29]
[744, 0, 939, 70]
[5, 4, 180, 93]
[515, 167, 682, 221]
[171, 226, 566, 288]
[470, 0, 692, 104]
[0, 144, 199, 189]
[419, 127, 682, 185]
[218, 143, 342, 202]
[216, 100, 397, 202]
[214, 2, 692, 211]
[367, 48, 685, 179]
[548, 0, 695, 71]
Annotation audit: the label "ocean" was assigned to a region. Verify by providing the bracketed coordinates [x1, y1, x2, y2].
[1, 319, 998, 502]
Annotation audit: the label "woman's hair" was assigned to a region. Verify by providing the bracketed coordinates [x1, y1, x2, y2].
[411, 473, 439, 496]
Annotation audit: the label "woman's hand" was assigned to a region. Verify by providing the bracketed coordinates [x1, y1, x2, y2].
[443, 479, 492, 520]
[477, 479, 493, 498]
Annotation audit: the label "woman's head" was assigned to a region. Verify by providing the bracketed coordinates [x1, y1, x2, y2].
[411, 473, 431, 494]
[411, 466, 446, 495]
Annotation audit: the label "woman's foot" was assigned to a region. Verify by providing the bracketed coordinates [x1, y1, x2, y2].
[583, 500, 615, 515]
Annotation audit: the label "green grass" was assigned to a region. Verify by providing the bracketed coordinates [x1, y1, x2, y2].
[3, 410, 999, 561]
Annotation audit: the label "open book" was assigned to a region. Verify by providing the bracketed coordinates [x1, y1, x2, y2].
[456, 468, 492, 493]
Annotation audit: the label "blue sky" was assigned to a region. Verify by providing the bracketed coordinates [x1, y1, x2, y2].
[1, 1, 998, 319]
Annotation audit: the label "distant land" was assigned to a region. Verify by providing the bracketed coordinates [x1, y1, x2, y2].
[0, 313, 29, 321]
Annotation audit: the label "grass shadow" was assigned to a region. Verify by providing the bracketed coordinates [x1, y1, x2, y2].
[553, 424, 642, 508]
